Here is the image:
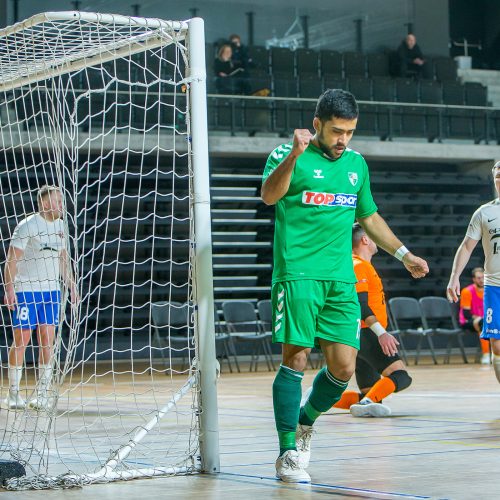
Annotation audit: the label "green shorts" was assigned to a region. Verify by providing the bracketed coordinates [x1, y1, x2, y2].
[271, 280, 361, 349]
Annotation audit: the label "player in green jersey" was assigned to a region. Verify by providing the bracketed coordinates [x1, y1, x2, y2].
[261, 89, 429, 483]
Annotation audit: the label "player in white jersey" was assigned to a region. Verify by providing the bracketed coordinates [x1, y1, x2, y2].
[3, 185, 77, 410]
[447, 160, 500, 383]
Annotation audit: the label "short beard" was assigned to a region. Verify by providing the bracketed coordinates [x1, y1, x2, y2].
[317, 133, 338, 159]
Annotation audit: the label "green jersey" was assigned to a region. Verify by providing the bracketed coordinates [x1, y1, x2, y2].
[263, 142, 377, 284]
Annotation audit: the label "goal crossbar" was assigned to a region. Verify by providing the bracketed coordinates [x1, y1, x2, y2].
[0, 11, 189, 92]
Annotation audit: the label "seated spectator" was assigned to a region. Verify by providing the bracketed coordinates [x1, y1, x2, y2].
[229, 34, 253, 71]
[214, 43, 249, 95]
[459, 267, 489, 364]
[397, 33, 431, 79]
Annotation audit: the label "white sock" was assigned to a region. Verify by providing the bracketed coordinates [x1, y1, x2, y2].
[8, 366, 23, 393]
[493, 355, 500, 384]
[38, 364, 53, 393]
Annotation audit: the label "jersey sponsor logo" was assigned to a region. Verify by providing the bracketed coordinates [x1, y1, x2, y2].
[302, 191, 357, 208]
[348, 172, 358, 186]
[313, 169, 324, 179]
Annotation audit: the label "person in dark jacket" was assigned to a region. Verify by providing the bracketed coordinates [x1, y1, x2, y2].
[397, 33, 430, 78]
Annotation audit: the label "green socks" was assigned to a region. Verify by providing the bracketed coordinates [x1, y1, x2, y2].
[273, 364, 304, 456]
[299, 367, 349, 426]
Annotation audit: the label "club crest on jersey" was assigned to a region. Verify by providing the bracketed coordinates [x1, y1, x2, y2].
[348, 172, 358, 186]
[302, 191, 357, 208]
[313, 169, 324, 179]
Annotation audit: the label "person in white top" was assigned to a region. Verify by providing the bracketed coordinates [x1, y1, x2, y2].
[3, 185, 77, 410]
[447, 160, 500, 382]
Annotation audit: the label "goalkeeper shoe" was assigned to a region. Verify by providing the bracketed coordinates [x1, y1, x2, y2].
[275, 450, 311, 483]
[350, 397, 391, 418]
[3, 390, 26, 410]
[296, 423, 315, 469]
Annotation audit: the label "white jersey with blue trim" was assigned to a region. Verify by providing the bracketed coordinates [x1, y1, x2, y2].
[10, 213, 66, 292]
[466, 198, 500, 287]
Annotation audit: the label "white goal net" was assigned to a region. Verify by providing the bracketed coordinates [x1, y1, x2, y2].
[0, 12, 218, 489]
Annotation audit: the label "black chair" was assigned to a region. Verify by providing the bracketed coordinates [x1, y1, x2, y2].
[271, 47, 295, 76]
[395, 78, 425, 138]
[419, 296, 468, 364]
[320, 50, 343, 77]
[419, 80, 443, 142]
[465, 82, 489, 144]
[247, 45, 270, 72]
[214, 306, 234, 373]
[348, 77, 372, 101]
[442, 82, 471, 140]
[372, 77, 395, 140]
[386, 308, 408, 364]
[298, 74, 323, 99]
[151, 301, 192, 372]
[433, 57, 458, 82]
[367, 53, 390, 77]
[296, 48, 319, 77]
[343, 51, 366, 77]
[222, 300, 276, 372]
[388, 297, 437, 365]
[323, 75, 347, 91]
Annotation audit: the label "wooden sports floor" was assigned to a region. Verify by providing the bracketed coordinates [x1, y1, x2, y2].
[2, 359, 500, 500]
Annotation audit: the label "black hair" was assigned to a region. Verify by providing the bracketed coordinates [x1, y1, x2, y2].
[315, 89, 359, 122]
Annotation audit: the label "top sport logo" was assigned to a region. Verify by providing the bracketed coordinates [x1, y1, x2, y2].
[302, 191, 357, 208]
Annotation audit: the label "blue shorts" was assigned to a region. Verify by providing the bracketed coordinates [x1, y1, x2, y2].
[481, 285, 500, 339]
[11, 291, 61, 330]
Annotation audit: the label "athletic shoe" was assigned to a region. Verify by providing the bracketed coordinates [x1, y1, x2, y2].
[275, 450, 311, 483]
[350, 398, 391, 418]
[481, 353, 491, 365]
[28, 393, 53, 411]
[296, 423, 314, 469]
[3, 391, 26, 410]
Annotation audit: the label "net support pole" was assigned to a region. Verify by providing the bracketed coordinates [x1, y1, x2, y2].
[188, 17, 220, 474]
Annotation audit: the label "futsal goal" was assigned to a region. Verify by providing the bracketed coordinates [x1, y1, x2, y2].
[0, 12, 218, 489]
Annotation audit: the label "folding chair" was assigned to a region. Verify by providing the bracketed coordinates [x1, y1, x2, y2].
[222, 301, 275, 372]
[388, 297, 437, 365]
[214, 306, 234, 373]
[419, 296, 468, 364]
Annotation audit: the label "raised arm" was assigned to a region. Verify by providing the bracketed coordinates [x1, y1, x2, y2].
[3, 246, 23, 310]
[446, 236, 479, 302]
[357, 212, 429, 278]
[261, 129, 312, 205]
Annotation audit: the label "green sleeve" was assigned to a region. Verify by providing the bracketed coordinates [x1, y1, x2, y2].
[355, 159, 378, 219]
[262, 143, 293, 183]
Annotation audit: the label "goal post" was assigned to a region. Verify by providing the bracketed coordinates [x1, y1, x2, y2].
[0, 11, 219, 489]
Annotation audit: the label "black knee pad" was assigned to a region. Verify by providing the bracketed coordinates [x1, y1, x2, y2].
[388, 370, 412, 392]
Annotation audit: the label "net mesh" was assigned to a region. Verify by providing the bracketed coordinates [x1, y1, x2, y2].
[0, 12, 201, 489]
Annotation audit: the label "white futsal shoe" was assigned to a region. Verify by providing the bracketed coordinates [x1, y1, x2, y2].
[350, 397, 391, 417]
[296, 423, 315, 469]
[3, 390, 26, 410]
[28, 392, 53, 411]
[481, 353, 491, 365]
[275, 450, 311, 483]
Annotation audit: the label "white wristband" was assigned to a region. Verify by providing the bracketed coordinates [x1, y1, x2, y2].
[370, 322, 386, 337]
[394, 245, 409, 262]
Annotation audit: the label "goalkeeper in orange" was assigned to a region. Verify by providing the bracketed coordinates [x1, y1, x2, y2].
[334, 223, 412, 417]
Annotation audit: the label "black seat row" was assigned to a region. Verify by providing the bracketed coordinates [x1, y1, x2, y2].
[207, 44, 460, 82]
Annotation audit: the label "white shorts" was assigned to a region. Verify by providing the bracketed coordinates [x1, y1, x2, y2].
[481, 285, 500, 339]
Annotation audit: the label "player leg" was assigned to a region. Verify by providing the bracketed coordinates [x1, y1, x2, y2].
[473, 318, 490, 364]
[481, 286, 500, 380]
[333, 356, 375, 409]
[272, 281, 320, 483]
[30, 290, 60, 410]
[297, 281, 359, 468]
[4, 292, 37, 409]
[351, 330, 411, 417]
